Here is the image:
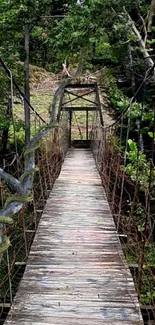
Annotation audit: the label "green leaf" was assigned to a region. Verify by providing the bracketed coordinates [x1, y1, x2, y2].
[148, 132, 153, 138]
[138, 225, 145, 232]
[128, 139, 137, 151]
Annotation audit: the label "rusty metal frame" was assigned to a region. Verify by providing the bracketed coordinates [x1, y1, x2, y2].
[63, 89, 96, 106]
[57, 83, 103, 125]
[57, 83, 104, 146]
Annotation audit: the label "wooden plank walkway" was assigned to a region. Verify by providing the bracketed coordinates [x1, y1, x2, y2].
[5, 149, 143, 325]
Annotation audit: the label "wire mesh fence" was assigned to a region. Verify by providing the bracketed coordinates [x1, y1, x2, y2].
[0, 60, 69, 323]
[91, 105, 155, 323]
[0, 117, 69, 323]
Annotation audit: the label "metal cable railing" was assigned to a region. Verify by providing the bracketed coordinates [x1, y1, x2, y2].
[91, 70, 155, 322]
[0, 60, 70, 323]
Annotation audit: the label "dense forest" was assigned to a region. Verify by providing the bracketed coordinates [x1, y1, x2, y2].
[0, 0, 155, 324]
[1, 0, 155, 147]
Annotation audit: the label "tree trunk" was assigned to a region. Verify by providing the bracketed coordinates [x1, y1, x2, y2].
[127, 43, 135, 92]
[147, 0, 155, 33]
[42, 43, 47, 69]
[24, 23, 30, 145]
[1, 100, 12, 156]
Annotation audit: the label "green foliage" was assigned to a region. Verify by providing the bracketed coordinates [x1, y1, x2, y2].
[140, 242, 155, 305]
[9, 120, 25, 152]
[124, 241, 155, 305]
[129, 102, 142, 119]
[124, 139, 152, 190]
[0, 0, 150, 75]
[103, 71, 130, 111]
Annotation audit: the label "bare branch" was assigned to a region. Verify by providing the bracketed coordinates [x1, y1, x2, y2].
[139, 14, 147, 45]
[132, 22, 154, 70]
[0, 168, 26, 195]
[123, 8, 155, 75]
[0, 202, 23, 217]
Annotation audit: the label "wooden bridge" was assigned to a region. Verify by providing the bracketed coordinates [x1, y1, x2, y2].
[4, 148, 143, 324]
[0, 78, 149, 324]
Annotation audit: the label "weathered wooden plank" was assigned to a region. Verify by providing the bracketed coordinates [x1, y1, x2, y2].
[13, 293, 138, 305]
[5, 316, 142, 325]
[20, 267, 132, 277]
[14, 292, 139, 303]
[5, 307, 142, 321]
[4, 148, 143, 325]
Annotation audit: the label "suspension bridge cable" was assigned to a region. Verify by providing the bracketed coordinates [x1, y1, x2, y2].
[0, 58, 47, 125]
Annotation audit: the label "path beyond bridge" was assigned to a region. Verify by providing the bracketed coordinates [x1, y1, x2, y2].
[5, 149, 143, 325]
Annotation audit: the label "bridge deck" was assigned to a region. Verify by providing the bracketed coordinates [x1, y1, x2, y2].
[5, 149, 143, 325]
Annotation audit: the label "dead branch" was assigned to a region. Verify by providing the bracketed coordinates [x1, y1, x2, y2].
[123, 8, 155, 74]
